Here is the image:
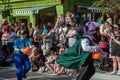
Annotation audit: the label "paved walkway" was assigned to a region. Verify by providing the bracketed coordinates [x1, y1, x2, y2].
[0, 66, 120, 80]
[91, 72, 120, 80]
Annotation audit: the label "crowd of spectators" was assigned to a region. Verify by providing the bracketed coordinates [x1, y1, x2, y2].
[0, 12, 120, 76]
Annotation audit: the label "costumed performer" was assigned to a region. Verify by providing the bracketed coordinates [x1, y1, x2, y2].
[56, 21, 104, 80]
[13, 30, 32, 80]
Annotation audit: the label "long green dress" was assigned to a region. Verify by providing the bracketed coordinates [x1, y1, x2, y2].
[56, 36, 90, 70]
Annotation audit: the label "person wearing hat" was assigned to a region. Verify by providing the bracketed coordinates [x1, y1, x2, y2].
[13, 30, 32, 80]
[56, 21, 106, 80]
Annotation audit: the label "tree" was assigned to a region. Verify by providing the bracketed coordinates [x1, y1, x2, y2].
[92, 0, 120, 10]
[93, 0, 120, 23]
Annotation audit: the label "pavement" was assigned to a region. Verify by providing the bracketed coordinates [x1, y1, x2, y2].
[0, 65, 120, 80]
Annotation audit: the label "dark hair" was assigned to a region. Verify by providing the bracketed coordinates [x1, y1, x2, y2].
[66, 24, 71, 27]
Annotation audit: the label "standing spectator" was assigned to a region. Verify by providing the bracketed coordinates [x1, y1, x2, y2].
[66, 23, 77, 47]
[9, 23, 15, 29]
[1, 19, 10, 31]
[14, 22, 20, 33]
[33, 27, 41, 47]
[13, 30, 32, 80]
[65, 11, 74, 24]
[102, 21, 111, 36]
[1, 29, 10, 46]
[17, 23, 25, 37]
[42, 27, 54, 56]
[58, 21, 66, 45]
[28, 22, 34, 43]
[41, 25, 49, 49]
[110, 27, 120, 75]
[7, 28, 16, 56]
[57, 13, 64, 23]
[1, 29, 9, 61]
[106, 13, 113, 25]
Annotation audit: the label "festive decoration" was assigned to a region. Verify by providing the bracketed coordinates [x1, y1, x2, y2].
[92, 52, 101, 60]
[22, 47, 31, 55]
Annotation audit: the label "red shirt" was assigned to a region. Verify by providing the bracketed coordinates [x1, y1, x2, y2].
[15, 26, 20, 33]
[3, 24, 10, 30]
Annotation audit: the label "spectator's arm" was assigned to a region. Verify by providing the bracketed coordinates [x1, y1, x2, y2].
[113, 38, 120, 45]
[66, 34, 75, 38]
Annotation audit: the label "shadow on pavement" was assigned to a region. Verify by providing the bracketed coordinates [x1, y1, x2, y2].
[29, 77, 71, 80]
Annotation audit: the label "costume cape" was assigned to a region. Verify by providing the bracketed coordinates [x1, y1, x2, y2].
[56, 36, 90, 69]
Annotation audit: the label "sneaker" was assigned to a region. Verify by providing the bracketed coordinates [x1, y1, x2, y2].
[110, 71, 116, 75]
[117, 72, 120, 76]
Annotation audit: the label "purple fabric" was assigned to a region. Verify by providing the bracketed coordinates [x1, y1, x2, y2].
[84, 21, 100, 36]
[96, 46, 104, 54]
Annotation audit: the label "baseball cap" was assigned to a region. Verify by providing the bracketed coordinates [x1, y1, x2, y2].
[20, 30, 27, 35]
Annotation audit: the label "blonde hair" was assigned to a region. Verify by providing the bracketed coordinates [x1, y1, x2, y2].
[66, 11, 71, 17]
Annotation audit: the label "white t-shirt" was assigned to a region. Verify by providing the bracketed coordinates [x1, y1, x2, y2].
[67, 29, 76, 47]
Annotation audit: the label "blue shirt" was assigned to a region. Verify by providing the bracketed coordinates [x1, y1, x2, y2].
[14, 38, 32, 54]
[8, 32, 16, 42]
[42, 29, 48, 35]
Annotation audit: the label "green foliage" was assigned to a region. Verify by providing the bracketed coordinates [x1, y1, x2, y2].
[92, 0, 120, 10]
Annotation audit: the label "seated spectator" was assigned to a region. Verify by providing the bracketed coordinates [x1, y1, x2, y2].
[29, 45, 45, 71]
[44, 49, 59, 74]
[59, 43, 67, 55]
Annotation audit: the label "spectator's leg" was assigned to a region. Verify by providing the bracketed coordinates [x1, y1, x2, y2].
[45, 62, 54, 74]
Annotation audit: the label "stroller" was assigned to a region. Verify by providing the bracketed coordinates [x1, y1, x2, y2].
[94, 43, 110, 72]
[93, 52, 108, 72]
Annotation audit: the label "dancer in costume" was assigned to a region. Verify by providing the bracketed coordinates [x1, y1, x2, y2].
[14, 30, 32, 80]
[56, 21, 105, 80]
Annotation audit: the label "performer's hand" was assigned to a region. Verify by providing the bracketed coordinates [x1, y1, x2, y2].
[20, 48, 24, 53]
[96, 46, 104, 54]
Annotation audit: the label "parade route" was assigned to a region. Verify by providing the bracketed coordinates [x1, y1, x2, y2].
[0, 66, 120, 80]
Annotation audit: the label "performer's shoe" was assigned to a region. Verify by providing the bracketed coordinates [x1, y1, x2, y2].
[22, 75, 27, 79]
